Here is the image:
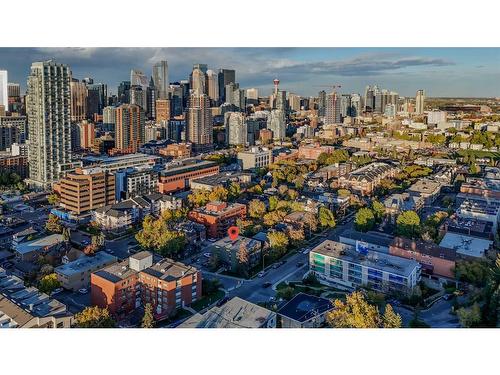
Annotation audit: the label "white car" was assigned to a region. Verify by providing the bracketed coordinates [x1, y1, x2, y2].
[50, 288, 63, 296]
[302, 248, 311, 254]
[78, 288, 88, 294]
[203, 252, 211, 258]
[257, 271, 266, 278]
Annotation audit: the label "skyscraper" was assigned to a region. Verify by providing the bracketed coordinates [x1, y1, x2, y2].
[288, 93, 301, 112]
[0, 70, 7, 110]
[130, 69, 149, 89]
[115, 104, 145, 153]
[26, 61, 72, 189]
[206, 70, 219, 103]
[191, 67, 206, 95]
[416, 89, 425, 115]
[267, 109, 285, 141]
[318, 90, 326, 117]
[70, 80, 88, 122]
[217, 69, 235, 103]
[246, 88, 259, 104]
[350, 94, 362, 117]
[325, 91, 341, 124]
[187, 93, 212, 148]
[7, 83, 20, 98]
[364, 85, 375, 112]
[156, 99, 170, 123]
[152, 61, 169, 100]
[87, 83, 107, 115]
[225, 112, 247, 146]
[118, 81, 131, 103]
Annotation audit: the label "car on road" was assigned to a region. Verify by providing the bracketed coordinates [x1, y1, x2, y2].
[302, 247, 310, 254]
[207, 238, 216, 243]
[78, 288, 88, 294]
[296, 262, 305, 268]
[50, 288, 63, 296]
[2, 261, 13, 269]
[106, 249, 115, 255]
[257, 271, 267, 278]
[443, 293, 454, 301]
[203, 252, 211, 258]
[262, 282, 272, 288]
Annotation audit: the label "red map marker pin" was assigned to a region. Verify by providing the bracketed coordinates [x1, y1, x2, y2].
[228, 226, 239, 241]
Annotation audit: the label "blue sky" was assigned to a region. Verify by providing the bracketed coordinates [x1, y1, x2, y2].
[0, 47, 498, 97]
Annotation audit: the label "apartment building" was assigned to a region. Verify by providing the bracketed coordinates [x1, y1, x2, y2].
[91, 251, 201, 320]
[81, 153, 161, 173]
[115, 167, 158, 200]
[310, 240, 420, 295]
[158, 143, 192, 159]
[55, 252, 117, 291]
[53, 167, 115, 215]
[188, 201, 246, 239]
[338, 162, 399, 196]
[297, 143, 336, 160]
[237, 147, 272, 170]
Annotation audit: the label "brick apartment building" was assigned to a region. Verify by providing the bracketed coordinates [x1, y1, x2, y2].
[0, 155, 28, 179]
[158, 160, 219, 194]
[338, 162, 399, 196]
[389, 237, 456, 279]
[53, 167, 115, 215]
[297, 143, 336, 160]
[188, 201, 246, 239]
[91, 251, 201, 320]
[159, 143, 192, 159]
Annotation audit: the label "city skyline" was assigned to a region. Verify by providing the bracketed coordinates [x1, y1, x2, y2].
[0, 47, 499, 97]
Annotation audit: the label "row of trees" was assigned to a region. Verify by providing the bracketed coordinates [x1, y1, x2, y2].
[187, 183, 241, 208]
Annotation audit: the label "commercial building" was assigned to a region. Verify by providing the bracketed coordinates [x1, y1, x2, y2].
[158, 159, 219, 194]
[26, 61, 72, 189]
[389, 237, 456, 279]
[91, 251, 201, 320]
[267, 109, 285, 140]
[155, 99, 170, 122]
[188, 201, 246, 239]
[54, 167, 115, 215]
[0, 269, 72, 328]
[152, 61, 169, 100]
[415, 89, 425, 114]
[81, 153, 161, 173]
[55, 252, 117, 291]
[310, 240, 420, 294]
[190, 172, 251, 191]
[338, 162, 399, 196]
[115, 104, 145, 154]
[70, 80, 88, 122]
[297, 143, 335, 160]
[187, 93, 212, 150]
[218, 69, 236, 103]
[277, 293, 333, 328]
[237, 147, 272, 170]
[179, 297, 276, 328]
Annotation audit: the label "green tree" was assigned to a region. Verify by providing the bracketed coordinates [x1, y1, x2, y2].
[187, 189, 210, 207]
[74, 306, 116, 328]
[208, 186, 229, 202]
[228, 182, 241, 201]
[354, 208, 375, 232]
[371, 200, 386, 221]
[248, 199, 266, 219]
[236, 243, 250, 277]
[396, 211, 420, 238]
[141, 303, 155, 328]
[267, 231, 289, 255]
[38, 273, 61, 294]
[47, 194, 60, 205]
[456, 303, 482, 328]
[327, 291, 401, 328]
[268, 195, 279, 211]
[45, 214, 63, 234]
[135, 215, 186, 257]
[318, 206, 336, 228]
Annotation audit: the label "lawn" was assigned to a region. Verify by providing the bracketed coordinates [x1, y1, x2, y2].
[191, 290, 225, 312]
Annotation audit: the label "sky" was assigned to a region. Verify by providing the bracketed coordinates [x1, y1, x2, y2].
[0, 47, 499, 97]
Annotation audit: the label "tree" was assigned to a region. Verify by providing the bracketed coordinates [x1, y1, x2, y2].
[382, 304, 402, 328]
[187, 189, 210, 207]
[263, 210, 286, 227]
[456, 303, 481, 328]
[267, 231, 289, 255]
[45, 214, 63, 234]
[303, 212, 318, 234]
[47, 194, 60, 205]
[287, 227, 305, 245]
[228, 182, 241, 201]
[38, 273, 61, 294]
[371, 200, 386, 221]
[337, 189, 351, 197]
[318, 206, 336, 228]
[141, 303, 155, 328]
[396, 211, 420, 238]
[135, 215, 186, 257]
[208, 186, 229, 202]
[354, 208, 375, 232]
[268, 196, 279, 211]
[326, 291, 402, 328]
[74, 306, 116, 328]
[248, 199, 266, 219]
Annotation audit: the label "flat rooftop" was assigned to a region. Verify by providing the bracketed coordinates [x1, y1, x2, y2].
[15, 234, 64, 255]
[439, 232, 492, 258]
[312, 240, 419, 277]
[408, 178, 442, 194]
[277, 292, 333, 323]
[191, 172, 250, 187]
[55, 252, 117, 277]
[94, 259, 137, 283]
[142, 258, 198, 282]
[339, 229, 394, 248]
[160, 160, 217, 177]
[178, 297, 274, 328]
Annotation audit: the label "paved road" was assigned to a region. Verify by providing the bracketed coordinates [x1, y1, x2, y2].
[105, 235, 137, 260]
[394, 298, 459, 328]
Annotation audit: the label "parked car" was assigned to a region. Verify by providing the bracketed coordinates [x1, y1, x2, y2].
[203, 252, 211, 258]
[296, 262, 305, 268]
[262, 282, 272, 288]
[302, 248, 311, 254]
[216, 297, 229, 307]
[78, 288, 88, 294]
[257, 271, 267, 278]
[50, 288, 63, 296]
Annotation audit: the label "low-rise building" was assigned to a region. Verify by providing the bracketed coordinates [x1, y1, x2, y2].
[389, 237, 456, 279]
[277, 292, 334, 328]
[210, 236, 262, 272]
[456, 197, 500, 231]
[178, 297, 276, 328]
[439, 232, 492, 259]
[14, 234, 65, 262]
[158, 159, 219, 194]
[460, 177, 500, 200]
[310, 240, 420, 294]
[338, 230, 394, 254]
[55, 252, 117, 291]
[91, 251, 201, 320]
[190, 172, 252, 191]
[237, 147, 272, 170]
[188, 201, 246, 239]
[338, 162, 399, 196]
[297, 143, 336, 160]
[0, 268, 72, 328]
[92, 196, 152, 233]
[159, 143, 192, 159]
